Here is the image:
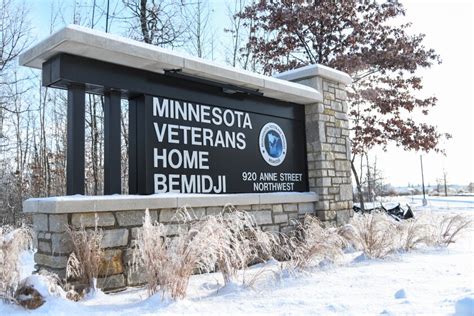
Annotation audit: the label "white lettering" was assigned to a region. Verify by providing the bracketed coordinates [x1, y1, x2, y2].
[212, 107, 222, 125]
[236, 132, 246, 150]
[191, 127, 202, 145]
[154, 174, 227, 193]
[153, 148, 209, 170]
[199, 152, 209, 170]
[243, 113, 252, 129]
[200, 105, 211, 123]
[153, 123, 167, 142]
[168, 149, 183, 169]
[152, 97, 253, 130]
[154, 174, 167, 193]
[153, 98, 168, 117]
[169, 174, 180, 192]
[167, 124, 179, 144]
[154, 148, 167, 168]
[223, 109, 235, 127]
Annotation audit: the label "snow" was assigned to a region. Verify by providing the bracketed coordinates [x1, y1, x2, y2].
[2, 196, 473, 315]
[19, 275, 66, 299]
[25, 191, 313, 202]
[385, 195, 474, 211]
[455, 297, 474, 316]
[20, 249, 35, 280]
[394, 289, 407, 299]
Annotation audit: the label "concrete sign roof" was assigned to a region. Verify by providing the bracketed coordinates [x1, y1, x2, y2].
[274, 63, 352, 85]
[19, 25, 323, 105]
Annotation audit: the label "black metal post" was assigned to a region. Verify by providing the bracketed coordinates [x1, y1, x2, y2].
[420, 155, 427, 206]
[104, 90, 122, 194]
[131, 95, 153, 195]
[67, 84, 86, 195]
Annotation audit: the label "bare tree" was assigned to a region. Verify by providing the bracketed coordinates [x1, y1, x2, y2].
[224, 0, 260, 70]
[120, 99, 129, 194]
[0, 0, 32, 224]
[351, 153, 385, 205]
[184, 0, 214, 58]
[85, 95, 104, 195]
[351, 153, 365, 209]
[123, 0, 188, 48]
[365, 155, 385, 201]
[1, 72, 33, 224]
[0, 0, 29, 74]
[0, 0, 30, 134]
[224, 0, 246, 67]
[442, 170, 448, 196]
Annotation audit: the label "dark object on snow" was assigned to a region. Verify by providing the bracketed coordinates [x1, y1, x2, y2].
[14, 285, 45, 309]
[353, 203, 414, 221]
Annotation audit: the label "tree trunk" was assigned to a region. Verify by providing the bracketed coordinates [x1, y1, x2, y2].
[365, 153, 372, 203]
[140, 0, 151, 43]
[443, 172, 448, 196]
[351, 157, 364, 210]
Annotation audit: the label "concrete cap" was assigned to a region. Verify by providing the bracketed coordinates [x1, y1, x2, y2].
[19, 25, 322, 105]
[23, 192, 318, 214]
[274, 64, 352, 85]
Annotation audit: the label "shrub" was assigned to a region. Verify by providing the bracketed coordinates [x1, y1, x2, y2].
[287, 216, 344, 270]
[0, 224, 33, 302]
[429, 214, 472, 246]
[65, 220, 104, 293]
[199, 205, 279, 284]
[134, 209, 218, 299]
[395, 216, 432, 252]
[338, 212, 397, 259]
[134, 206, 283, 299]
[340, 212, 471, 257]
[394, 213, 471, 250]
[134, 206, 472, 300]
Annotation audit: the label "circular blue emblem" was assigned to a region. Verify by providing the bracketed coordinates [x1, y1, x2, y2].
[259, 122, 287, 166]
[264, 130, 283, 158]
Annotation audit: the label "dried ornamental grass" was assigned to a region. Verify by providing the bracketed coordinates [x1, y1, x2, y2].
[395, 216, 432, 252]
[134, 209, 218, 299]
[338, 212, 397, 259]
[429, 214, 472, 246]
[134, 207, 284, 299]
[65, 219, 104, 292]
[200, 205, 284, 284]
[0, 224, 33, 303]
[288, 216, 344, 270]
[394, 213, 472, 250]
[134, 205, 472, 301]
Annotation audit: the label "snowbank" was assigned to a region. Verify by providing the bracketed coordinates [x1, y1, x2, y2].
[1, 199, 472, 315]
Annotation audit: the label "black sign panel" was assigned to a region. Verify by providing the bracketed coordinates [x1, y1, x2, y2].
[131, 94, 307, 194]
[40, 53, 309, 195]
[42, 54, 308, 194]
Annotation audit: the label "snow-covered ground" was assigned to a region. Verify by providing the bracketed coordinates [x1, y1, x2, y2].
[1, 196, 473, 315]
[395, 194, 474, 212]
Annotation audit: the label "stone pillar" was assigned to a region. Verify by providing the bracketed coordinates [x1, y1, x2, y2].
[275, 65, 354, 225]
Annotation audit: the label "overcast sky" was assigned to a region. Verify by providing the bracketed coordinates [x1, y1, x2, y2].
[369, 0, 474, 187]
[27, 0, 474, 187]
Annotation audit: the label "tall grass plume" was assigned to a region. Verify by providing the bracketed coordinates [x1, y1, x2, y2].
[0, 224, 33, 302]
[65, 218, 104, 293]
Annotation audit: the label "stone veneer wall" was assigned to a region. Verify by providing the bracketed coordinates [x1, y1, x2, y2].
[27, 193, 316, 291]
